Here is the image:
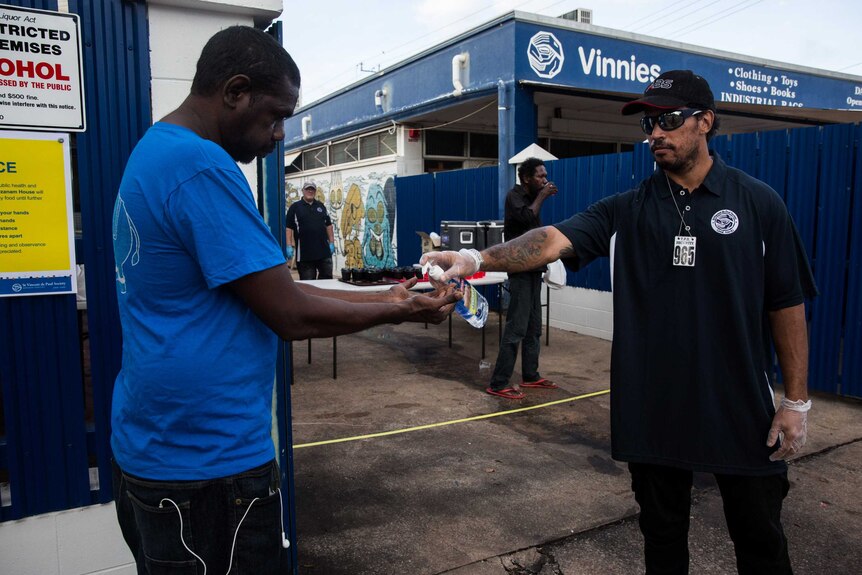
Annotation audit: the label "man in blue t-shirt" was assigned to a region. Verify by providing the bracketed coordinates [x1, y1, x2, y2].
[111, 26, 459, 575]
[423, 70, 816, 574]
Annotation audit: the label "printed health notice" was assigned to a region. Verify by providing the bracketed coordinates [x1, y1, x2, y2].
[0, 131, 76, 296]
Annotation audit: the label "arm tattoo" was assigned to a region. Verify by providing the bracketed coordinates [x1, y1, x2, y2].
[484, 229, 549, 272]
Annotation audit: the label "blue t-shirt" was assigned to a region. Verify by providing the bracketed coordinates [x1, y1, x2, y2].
[111, 122, 286, 480]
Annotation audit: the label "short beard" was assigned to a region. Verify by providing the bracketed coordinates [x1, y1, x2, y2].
[653, 143, 700, 175]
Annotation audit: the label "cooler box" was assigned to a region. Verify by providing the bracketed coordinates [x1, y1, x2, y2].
[440, 221, 478, 251]
[476, 220, 504, 250]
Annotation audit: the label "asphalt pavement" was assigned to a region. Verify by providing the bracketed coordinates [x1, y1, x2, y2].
[288, 313, 862, 575]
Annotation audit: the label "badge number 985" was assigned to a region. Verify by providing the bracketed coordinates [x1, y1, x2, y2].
[673, 236, 696, 267]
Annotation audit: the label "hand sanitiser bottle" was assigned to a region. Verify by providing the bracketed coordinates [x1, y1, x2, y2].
[424, 264, 489, 328]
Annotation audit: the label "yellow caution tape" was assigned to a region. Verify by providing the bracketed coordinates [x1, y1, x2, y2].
[293, 389, 610, 449]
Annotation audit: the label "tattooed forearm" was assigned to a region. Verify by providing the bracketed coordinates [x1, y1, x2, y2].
[483, 228, 552, 272]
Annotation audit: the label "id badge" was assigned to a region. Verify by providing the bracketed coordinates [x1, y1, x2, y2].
[673, 236, 696, 267]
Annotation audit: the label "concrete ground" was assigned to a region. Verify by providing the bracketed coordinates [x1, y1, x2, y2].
[288, 312, 862, 575]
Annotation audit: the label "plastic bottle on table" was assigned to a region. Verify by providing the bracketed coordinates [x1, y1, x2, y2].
[423, 263, 488, 328]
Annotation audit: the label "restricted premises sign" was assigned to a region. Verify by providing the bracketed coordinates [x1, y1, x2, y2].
[0, 4, 85, 132]
[0, 131, 76, 297]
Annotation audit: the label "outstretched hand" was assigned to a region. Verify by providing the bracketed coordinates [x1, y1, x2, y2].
[403, 282, 461, 324]
[419, 250, 478, 282]
[385, 277, 419, 302]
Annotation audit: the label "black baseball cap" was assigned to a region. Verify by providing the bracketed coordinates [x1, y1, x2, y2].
[621, 70, 715, 115]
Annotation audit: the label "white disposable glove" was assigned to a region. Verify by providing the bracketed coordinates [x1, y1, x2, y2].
[767, 397, 811, 461]
[419, 249, 481, 282]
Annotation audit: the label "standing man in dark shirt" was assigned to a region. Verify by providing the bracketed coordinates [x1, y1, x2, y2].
[286, 182, 335, 279]
[423, 70, 816, 574]
[486, 157, 558, 399]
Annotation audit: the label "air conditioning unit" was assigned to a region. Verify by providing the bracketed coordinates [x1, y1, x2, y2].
[560, 8, 593, 24]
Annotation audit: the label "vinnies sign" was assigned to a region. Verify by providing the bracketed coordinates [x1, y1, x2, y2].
[520, 25, 862, 112]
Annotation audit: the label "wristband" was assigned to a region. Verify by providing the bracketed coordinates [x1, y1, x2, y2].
[780, 397, 812, 412]
[459, 248, 483, 273]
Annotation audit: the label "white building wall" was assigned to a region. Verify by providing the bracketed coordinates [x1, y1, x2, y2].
[0, 503, 135, 575]
[398, 127, 423, 176]
[148, 0, 282, 198]
[0, 2, 283, 574]
[544, 285, 614, 341]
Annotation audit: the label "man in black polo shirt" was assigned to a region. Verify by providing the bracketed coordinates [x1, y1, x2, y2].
[422, 70, 817, 574]
[286, 182, 335, 280]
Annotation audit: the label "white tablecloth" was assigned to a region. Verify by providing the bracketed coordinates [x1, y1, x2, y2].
[299, 271, 507, 292]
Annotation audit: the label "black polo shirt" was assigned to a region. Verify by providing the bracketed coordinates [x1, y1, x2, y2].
[554, 153, 817, 475]
[286, 199, 332, 262]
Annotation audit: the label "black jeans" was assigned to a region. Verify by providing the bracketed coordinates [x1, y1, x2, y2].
[113, 459, 289, 575]
[297, 257, 333, 280]
[490, 271, 543, 389]
[629, 462, 792, 575]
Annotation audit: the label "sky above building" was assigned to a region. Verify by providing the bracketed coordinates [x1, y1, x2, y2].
[279, 0, 862, 107]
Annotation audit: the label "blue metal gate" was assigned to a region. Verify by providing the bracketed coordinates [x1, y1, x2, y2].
[0, 0, 151, 521]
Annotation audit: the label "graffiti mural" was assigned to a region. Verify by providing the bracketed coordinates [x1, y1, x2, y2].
[362, 182, 395, 268]
[286, 165, 397, 271]
[341, 183, 365, 269]
[328, 172, 344, 254]
[285, 181, 300, 209]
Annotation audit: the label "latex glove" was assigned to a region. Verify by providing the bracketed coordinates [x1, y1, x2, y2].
[285, 246, 295, 260]
[767, 397, 811, 461]
[329, 242, 336, 255]
[419, 249, 479, 282]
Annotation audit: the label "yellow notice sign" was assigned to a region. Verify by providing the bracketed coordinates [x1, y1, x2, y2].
[0, 131, 75, 297]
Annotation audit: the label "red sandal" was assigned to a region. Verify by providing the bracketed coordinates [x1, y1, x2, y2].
[520, 378, 558, 389]
[485, 387, 525, 399]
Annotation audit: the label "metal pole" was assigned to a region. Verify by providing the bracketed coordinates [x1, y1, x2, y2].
[497, 79, 509, 219]
[545, 284, 550, 346]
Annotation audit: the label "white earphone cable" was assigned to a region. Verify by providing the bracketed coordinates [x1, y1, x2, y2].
[278, 488, 290, 549]
[159, 498, 208, 575]
[224, 497, 259, 575]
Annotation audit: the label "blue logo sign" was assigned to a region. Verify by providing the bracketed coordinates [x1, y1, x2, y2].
[528, 31, 564, 79]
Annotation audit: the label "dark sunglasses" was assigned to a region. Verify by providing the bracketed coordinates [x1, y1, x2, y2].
[640, 108, 704, 135]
